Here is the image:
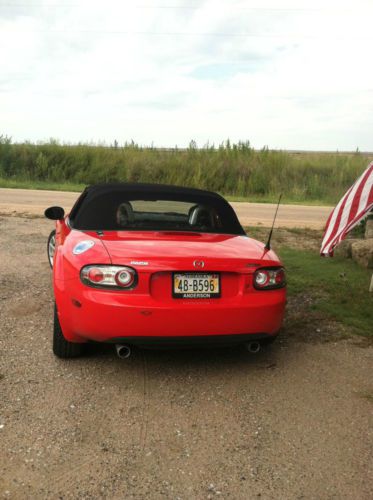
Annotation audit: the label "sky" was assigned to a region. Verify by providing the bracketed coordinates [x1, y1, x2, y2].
[1, 0, 373, 150]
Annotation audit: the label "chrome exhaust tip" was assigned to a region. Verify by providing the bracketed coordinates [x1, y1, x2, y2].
[115, 344, 131, 359]
[245, 341, 261, 354]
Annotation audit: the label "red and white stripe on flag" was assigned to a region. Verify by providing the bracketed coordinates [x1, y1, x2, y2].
[320, 161, 373, 256]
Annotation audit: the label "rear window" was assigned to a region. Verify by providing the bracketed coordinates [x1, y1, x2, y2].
[130, 200, 194, 215]
[77, 198, 224, 232]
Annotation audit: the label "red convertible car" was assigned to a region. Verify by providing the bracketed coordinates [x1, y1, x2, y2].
[45, 183, 286, 358]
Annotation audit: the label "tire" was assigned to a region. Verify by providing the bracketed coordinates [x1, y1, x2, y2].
[53, 304, 84, 358]
[47, 230, 56, 268]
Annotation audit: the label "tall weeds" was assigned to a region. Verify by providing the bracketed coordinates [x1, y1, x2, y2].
[0, 136, 370, 203]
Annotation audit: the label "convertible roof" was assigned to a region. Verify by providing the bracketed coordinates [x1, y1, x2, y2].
[69, 182, 245, 234]
[70, 183, 229, 217]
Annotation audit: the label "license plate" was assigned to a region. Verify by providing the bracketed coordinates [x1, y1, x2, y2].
[172, 273, 220, 299]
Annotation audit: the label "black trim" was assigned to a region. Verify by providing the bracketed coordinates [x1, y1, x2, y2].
[107, 333, 277, 348]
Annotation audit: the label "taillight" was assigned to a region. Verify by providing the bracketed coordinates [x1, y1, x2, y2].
[115, 269, 135, 287]
[253, 267, 286, 290]
[80, 265, 137, 290]
[88, 267, 104, 283]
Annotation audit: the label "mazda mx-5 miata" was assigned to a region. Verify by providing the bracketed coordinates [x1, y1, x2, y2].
[45, 183, 286, 358]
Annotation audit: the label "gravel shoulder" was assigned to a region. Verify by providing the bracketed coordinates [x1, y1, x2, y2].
[0, 216, 372, 499]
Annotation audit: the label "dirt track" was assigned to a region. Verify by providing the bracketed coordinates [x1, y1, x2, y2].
[0, 188, 332, 229]
[0, 215, 372, 499]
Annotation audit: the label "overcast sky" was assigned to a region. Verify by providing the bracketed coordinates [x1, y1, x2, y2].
[1, 0, 373, 150]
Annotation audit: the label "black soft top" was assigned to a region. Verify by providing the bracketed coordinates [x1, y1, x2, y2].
[70, 182, 245, 235]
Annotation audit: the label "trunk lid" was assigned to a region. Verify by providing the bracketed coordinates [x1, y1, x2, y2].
[84, 230, 279, 272]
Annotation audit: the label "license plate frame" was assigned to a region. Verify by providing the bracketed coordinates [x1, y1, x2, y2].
[172, 272, 221, 299]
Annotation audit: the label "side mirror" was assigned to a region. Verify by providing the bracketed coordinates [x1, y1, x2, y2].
[44, 206, 65, 220]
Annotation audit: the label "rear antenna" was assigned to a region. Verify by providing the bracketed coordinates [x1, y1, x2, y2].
[265, 194, 282, 251]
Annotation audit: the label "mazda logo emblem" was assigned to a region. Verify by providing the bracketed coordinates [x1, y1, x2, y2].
[193, 260, 205, 269]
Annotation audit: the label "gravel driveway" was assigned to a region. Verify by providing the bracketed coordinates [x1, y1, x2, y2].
[0, 215, 372, 499]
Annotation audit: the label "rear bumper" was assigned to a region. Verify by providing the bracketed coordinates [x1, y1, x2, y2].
[109, 333, 277, 348]
[55, 278, 286, 343]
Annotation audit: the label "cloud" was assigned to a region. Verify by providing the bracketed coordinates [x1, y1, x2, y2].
[0, 0, 373, 149]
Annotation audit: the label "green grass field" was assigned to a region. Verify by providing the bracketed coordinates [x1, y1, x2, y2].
[279, 247, 373, 337]
[1, 136, 372, 205]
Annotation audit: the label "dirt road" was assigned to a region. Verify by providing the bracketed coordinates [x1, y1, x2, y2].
[0, 215, 372, 499]
[0, 188, 332, 229]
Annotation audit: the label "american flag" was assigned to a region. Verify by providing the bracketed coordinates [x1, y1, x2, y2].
[320, 161, 373, 256]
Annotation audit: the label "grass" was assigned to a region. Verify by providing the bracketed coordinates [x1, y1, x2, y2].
[279, 247, 373, 337]
[1, 136, 372, 205]
[224, 194, 333, 206]
[0, 178, 84, 192]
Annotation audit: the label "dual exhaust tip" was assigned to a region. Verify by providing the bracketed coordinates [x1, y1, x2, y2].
[245, 341, 261, 354]
[115, 344, 131, 359]
[115, 341, 261, 358]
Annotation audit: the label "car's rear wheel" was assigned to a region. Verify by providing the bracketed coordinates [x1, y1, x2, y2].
[53, 304, 84, 358]
[47, 230, 56, 268]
